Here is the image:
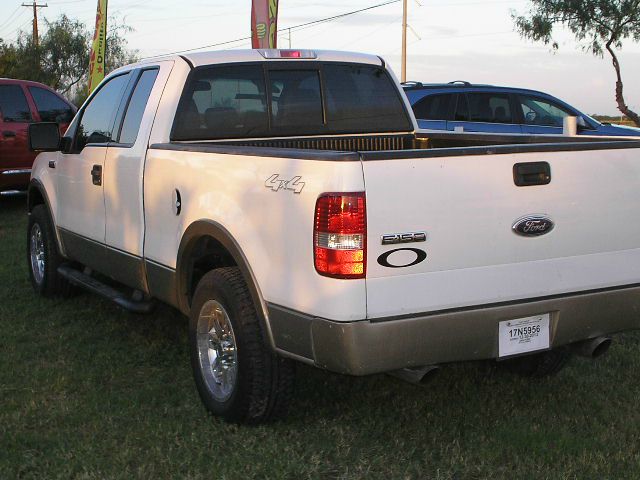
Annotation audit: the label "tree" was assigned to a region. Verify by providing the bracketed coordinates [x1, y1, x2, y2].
[0, 14, 138, 106]
[40, 15, 90, 95]
[513, 0, 640, 126]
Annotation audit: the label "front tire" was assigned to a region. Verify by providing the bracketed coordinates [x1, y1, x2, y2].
[189, 267, 294, 424]
[27, 205, 72, 297]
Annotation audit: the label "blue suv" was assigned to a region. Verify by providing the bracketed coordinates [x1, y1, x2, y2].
[403, 81, 640, 136]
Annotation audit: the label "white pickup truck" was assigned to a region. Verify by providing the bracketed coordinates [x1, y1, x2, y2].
[26, 49, 640, 423]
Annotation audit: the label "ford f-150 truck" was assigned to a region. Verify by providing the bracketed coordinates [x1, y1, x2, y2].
[26, 49, 640, 424]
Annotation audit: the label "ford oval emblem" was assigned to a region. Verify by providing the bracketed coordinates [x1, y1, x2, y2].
[512, 215, 555, 237]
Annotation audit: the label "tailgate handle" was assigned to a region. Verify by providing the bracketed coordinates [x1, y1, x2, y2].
[513, 162, 551, 187]
[91, 164, 102, 186]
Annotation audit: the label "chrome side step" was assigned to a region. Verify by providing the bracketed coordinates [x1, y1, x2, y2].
[57, 264, 155, 314]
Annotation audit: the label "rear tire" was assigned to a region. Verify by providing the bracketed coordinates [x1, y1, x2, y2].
[27, 205, 73, 297]
[189, 267, 295, 424]
[502, 347, 571, 377]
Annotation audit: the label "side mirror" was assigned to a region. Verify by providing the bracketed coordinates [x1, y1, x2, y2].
[29, 122, 61, 151]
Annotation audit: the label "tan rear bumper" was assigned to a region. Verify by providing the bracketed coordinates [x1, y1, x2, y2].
[268, 284, 640, 375]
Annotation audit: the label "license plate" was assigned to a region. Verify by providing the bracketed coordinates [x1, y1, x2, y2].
[498, 313, 550, 358]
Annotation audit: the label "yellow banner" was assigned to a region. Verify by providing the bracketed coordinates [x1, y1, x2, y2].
[88, 0, 108, 93]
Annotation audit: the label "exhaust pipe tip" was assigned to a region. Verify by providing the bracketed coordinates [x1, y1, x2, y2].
[574, 336, 612, 359]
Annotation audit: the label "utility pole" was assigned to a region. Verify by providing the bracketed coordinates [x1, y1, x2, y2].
[21, 1, 47, 47]
[401, 0, 407, 82]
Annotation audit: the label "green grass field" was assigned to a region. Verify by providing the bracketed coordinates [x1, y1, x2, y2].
[2, 194, 640, 479]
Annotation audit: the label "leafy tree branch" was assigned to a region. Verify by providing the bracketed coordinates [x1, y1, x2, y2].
[513, 0, 640, 126]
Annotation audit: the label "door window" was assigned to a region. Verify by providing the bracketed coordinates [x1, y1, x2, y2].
[518, 95, 573, 127]
[75, 73, 130, 151]
[0, 85, 32, 122]
[118, 69, 159, 145]
[29, 86, 74, 123]
[466, 93, 512, 123]
[412, 94, 452, 120]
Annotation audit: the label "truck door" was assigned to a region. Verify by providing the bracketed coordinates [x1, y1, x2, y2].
[56, 72, 131, 256]
[102, 62, 172, 280]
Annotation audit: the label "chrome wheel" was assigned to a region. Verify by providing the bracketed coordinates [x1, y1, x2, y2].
[29, 223, 45, 285]
[196, 300, 238, 402]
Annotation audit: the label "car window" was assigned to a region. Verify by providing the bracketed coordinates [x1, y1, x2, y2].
[29, 86, 74, 123]
[465, 93, 512, 123]
[270, 70, 322, 128]
[0, 84, 33, 122]
[75, 73, 130, 151]
[118, 69, 159, 145]
[454, 94, 469, 121]
[173, 65, 269, 140]
[518, 95, 573, 127]
[323, 64, 411, 132]
[412, 93, 452, 120]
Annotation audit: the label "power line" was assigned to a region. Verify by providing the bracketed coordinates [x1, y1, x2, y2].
[0, 9, 29, 37]
[142, 0, 401, 59]
[0, 5, 23, 33]
[4, 17, 34, 43]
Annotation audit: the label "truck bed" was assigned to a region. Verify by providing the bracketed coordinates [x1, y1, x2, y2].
[153, 131, 640, 160]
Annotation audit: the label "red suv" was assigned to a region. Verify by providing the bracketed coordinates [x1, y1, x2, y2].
[0, 79, 75, 193]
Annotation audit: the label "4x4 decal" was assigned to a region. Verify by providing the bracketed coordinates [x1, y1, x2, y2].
[265, 174, 305, 194]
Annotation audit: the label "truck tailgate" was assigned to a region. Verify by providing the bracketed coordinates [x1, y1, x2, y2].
[363, 145, 640, 319]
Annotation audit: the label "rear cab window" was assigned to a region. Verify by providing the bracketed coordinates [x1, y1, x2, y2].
[171, 62, 412, 141]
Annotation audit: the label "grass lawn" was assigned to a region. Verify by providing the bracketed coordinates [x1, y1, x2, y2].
[2, 194, 640, 479]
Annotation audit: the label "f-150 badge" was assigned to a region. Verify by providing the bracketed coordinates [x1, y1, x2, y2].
[265, 174, 305, 194]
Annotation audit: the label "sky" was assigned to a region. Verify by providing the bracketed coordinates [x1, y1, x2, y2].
[1, 0, 639, 115]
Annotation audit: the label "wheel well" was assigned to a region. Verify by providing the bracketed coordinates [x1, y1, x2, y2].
[184, 235, 237, 306]
[28, 185, 45, 212]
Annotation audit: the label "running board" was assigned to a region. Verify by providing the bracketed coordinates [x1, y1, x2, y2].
[57, 264, 155, 314]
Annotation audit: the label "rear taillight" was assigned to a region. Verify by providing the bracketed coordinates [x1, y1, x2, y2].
[314, 193, 366, 279]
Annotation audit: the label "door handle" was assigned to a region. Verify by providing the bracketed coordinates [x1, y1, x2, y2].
[48, 160, 56, 169]
[91, 164, 102, 186]
[513, 162, 551, 187]
[3, 130, 16, 138]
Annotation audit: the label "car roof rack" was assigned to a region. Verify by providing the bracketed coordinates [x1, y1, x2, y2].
[448, 80, 472, 86]
[401, 81, 423, 87]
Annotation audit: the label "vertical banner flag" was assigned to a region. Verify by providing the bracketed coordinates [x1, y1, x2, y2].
[88, 0, 108, 93]
[251, 0, 278, 49]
